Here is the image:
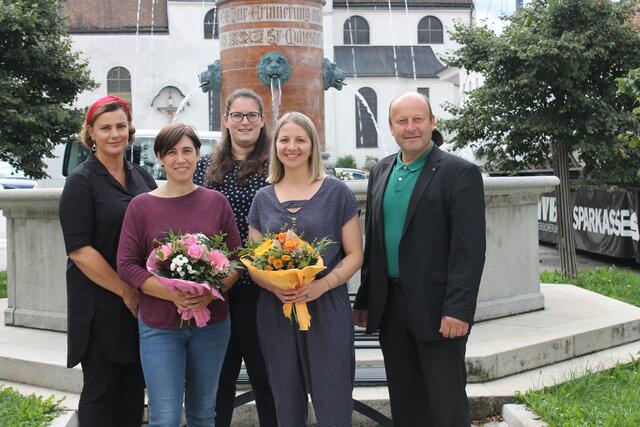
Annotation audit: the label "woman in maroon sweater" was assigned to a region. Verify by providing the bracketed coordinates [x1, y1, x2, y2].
[117, 123, 241, 426]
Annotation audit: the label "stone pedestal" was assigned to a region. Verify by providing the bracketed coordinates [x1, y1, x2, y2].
[217, 0, 326, 146]
[1, 189, 67, 331]
[476, 177, 559, 320]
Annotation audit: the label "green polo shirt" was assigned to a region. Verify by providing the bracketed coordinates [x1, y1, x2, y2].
[383, 146, 433, 279]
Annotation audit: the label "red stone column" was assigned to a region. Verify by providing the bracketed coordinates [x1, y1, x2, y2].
[217, 0, 325, 148]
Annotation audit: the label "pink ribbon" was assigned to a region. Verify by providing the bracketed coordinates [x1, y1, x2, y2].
[146, 255, 225, 328]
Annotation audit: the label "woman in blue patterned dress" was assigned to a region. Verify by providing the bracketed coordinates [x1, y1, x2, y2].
[247, 112, 363, 427]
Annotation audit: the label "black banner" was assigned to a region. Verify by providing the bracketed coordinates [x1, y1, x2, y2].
[538, 188, 640, 261]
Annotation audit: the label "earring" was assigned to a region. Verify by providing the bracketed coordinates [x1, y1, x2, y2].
[91, 144, 96, 152]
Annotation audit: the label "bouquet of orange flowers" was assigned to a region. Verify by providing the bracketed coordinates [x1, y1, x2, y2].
[240, 230, 331, 330]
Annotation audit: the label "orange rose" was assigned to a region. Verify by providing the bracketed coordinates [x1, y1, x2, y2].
[273, 259, 284, 269]
[287, 263, 295, 269]
[283, 240, 298, 252]
[281, 255, 291, 261]
[277, 232, 287, 243]
[265, 265, 273, 271]
[268, 256, 276, 265]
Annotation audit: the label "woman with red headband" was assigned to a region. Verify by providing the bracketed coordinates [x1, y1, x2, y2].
[59, 96, 157, 426]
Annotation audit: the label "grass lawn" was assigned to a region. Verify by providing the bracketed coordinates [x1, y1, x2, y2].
[0, 386, 63, 427]
[0, 271, 6, 299]
[519, 359, 640, 427]
[540, 266, 640, 307]
[521, 267, 640, 426]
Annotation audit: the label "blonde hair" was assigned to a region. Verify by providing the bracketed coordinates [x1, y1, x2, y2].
[268, 112, 325, 184]
[79, 102, 136, 149]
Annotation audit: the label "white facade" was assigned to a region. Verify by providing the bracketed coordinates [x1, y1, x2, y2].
[326, 5, 474, 166]
[62, 1, 473, 171]
[71, 2, 221, 131]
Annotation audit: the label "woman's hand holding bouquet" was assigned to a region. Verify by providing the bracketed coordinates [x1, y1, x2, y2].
[146, 231, 238, 327]
[241, 230, 331, 331]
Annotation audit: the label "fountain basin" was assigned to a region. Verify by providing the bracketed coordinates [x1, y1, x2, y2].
[1, 176, 557, 331]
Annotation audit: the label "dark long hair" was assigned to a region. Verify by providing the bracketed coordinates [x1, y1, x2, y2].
[206, 88, 270, 186]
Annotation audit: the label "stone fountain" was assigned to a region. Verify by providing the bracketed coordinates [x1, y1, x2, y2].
[199, 0, 345, 149]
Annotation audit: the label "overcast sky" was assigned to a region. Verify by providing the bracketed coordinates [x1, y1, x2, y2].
[474, 0, 526, 32]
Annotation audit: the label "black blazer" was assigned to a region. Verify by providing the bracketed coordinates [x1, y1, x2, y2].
[354, 146, 486, 341]
[59, 153, 156, 367]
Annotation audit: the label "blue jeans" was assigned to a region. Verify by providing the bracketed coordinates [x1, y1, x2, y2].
[138, 316, 231, 427]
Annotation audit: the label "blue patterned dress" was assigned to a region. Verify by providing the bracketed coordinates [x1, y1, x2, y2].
[248, 176, 359, 427]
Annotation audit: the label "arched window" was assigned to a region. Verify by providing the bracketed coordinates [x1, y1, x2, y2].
[107, 66, 132, 107]
[355, 87, 377, 148]
[343, 16, 369, 45]
[418, 16, 443, 44]
[204, 8, 219, 40]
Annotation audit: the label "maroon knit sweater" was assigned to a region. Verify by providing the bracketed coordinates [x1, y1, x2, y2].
[117, 187, 241, 329]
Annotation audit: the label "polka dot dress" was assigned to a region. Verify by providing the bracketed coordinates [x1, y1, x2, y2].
[194, 155, 269, 296]
[247, 177, 359, 427]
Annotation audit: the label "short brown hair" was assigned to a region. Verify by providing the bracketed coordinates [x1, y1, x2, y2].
[79, 102, 135, 149]
[268, 112, 325, 184]
[154, 123, 202, 158]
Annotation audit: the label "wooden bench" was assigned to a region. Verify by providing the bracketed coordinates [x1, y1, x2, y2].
[232, 293, 393, 426]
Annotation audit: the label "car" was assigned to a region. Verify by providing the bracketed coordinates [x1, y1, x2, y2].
[332, 167, 367, 181]
[62, 129, 222, 182]
[0, 162, 38, 189]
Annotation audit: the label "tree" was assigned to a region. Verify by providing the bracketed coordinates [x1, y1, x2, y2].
[0, 0, 96, 179]
[443, 0, 640, 279]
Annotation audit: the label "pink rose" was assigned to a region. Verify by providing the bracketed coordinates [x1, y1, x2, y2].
[187, 244, 206, 260]
[209, 250, 230, 270]
[160, 243, 173, 259]
[155, 243, 173, 261]
[181, 234, 198, 246]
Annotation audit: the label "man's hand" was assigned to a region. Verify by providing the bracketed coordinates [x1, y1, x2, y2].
[439, 316, 469, 338]
[352, 309, 368, 328]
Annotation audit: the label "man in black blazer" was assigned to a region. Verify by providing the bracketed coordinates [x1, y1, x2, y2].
[353, 92, 486, 426]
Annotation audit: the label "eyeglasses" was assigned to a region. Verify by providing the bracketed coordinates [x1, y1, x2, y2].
[227, 112, 262, 123]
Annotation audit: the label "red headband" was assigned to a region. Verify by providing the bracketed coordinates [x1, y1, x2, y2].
[86, 96, 132, 125]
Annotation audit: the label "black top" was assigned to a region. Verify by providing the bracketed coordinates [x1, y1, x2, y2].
[59, 152, 157, 367]
[194, 155, 269, 300]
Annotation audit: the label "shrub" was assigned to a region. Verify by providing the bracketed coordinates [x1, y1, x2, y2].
[0, 271, 6, 298]
[0, 386, 63, 426]
[335, 155, 357, 168]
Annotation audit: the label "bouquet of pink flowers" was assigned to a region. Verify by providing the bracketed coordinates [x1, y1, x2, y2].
[146, 231, 238, 327]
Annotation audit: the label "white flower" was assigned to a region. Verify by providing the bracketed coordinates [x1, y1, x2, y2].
[177, 266, 182, 273]
[170, 262, 176, 271]
[179, 271, 185, 277]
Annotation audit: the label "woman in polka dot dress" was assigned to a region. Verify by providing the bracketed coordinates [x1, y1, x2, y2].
[193, 88, 277, 427]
